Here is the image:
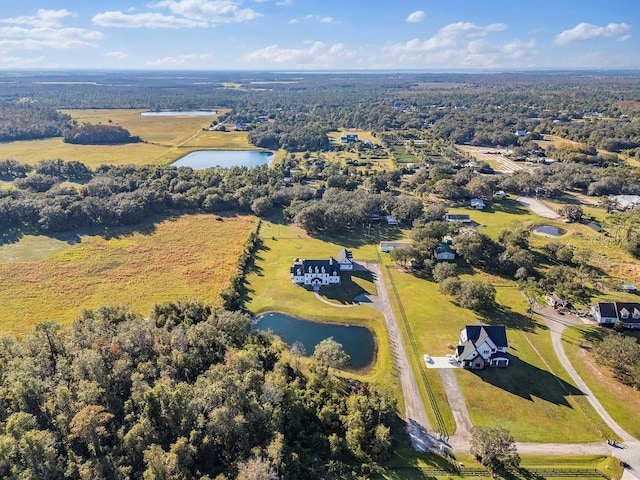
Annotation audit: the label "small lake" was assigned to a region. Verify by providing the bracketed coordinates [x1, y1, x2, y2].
[533, 225, 567, 237]
[173, 150, 273, 169]
[140, 110, 216, 116]
[255, 312, 376, 370]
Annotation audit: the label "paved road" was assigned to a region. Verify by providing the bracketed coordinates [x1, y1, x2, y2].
[365, 262, 434, 452]
[438, 368, 472, 452]
[534, 306, 640, 479]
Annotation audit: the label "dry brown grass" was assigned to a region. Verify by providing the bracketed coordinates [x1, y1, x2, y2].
[0, 214, 258, 336]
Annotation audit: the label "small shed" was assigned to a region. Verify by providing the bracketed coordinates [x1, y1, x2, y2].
[386, 215, 398, 225]
[622, 285, 638, 293]
[380, 241, 411, 253]
[470, 198, 486, 210]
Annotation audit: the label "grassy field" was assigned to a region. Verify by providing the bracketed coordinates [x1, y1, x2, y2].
[245, 220, 401, 400]
[0, 213, 258, 336]
[563, 325, 640, 438]
[384, 261, 612, 441]
[0, 109, 252, 168]
[383, 447, 620, 480]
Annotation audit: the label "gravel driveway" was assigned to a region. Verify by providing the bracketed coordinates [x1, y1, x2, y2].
[517, 196, 559, 219]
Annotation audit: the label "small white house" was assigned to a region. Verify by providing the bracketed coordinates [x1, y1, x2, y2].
[435, 242, 455, 261]
[470, 198, 486, 210]
[622, 284, 638, 293]
[386, 215, 398, 225]
[336, 248, 354, 270]
[380, 241, 411, 253]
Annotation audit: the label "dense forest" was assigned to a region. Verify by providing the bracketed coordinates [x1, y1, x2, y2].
[0, 303, 395, 479]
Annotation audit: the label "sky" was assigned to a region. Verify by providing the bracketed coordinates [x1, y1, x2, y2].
[0, 0, 638, 71]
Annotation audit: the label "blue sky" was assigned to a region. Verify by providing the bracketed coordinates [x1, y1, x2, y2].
[0, 0, 638, 70]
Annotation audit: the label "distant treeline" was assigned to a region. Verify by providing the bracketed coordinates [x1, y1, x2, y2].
[2, 71, 640, 154]
[64, 124, 141, 145]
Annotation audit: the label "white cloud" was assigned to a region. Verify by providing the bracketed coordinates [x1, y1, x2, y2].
[92, 11, 207, 28]
[0, 10, 103, 52]
[151, 0, 261, 23]
[406, 11, 425, 23]
[106, 51, 129, 58]
[388, 22, 507, 54]
[276, 0, 293, 5]
[288, 18, 298, 25]
[243, 41, 354, 67]
[381, 22, 538, 69]
[304, 14, 340, 25]
[554, 22, 631, 45]
[1, 9, 75, 28]
[146, 53, 213, 66]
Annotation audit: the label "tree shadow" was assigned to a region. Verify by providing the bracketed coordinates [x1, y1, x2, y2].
[470, 354, 584, 407]
[245, 237, 268, 277]
[479, 304, 542, 333]
[0, 228, 24, 246]
[310, 223, 405, 248]
[491, 198, 530, 215]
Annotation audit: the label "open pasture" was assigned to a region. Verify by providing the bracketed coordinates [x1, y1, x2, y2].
[0, 214, 257, 335]
[0, 109, 222, 167]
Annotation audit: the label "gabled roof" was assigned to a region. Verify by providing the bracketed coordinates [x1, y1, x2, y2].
[336, 248, 353, 262]
[435, 242, 455, 255]
[290, 258, 340, 276]
[462, 325, 508, 349]
[596, 302, 618, 319]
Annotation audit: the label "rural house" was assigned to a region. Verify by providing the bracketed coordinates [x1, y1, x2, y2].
[470, 198, 486, 210]
[435, 242, 455, 261]
[591, 302, 640, 329]
[455, 325, 509, 369]
[290, 248, 355, 290]
[445, 213, 472, 223]
[291, 258, 341, 290]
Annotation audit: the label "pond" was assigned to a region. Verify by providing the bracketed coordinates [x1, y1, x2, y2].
[172, 150, 273, 169]
[533, 225, 567, 237]
[254, 312, 376, 370]
[140, 110, 216, 116]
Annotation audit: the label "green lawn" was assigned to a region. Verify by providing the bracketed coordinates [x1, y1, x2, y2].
[563, 325, 640, 438]
[245, 220, 399, 398]
[385, 261, 612, 442]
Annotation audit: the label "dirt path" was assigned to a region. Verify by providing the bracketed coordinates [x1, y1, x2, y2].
[438, 369, 472, 451]
[365, 262, 434, 452]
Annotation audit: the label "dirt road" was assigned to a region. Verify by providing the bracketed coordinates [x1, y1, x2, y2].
[365, 262, 434, 452]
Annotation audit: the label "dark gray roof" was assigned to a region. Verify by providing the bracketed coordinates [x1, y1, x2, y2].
[290, 258, 340, 276]
[615, 302, 640, 323]
[463, 325, 508, 349]
[435, 242, 454, 255]
[596, 302, 618, 319]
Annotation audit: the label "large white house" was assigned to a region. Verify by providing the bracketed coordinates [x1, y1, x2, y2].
[291, 258, 341, 289]
[591, 302, 640, 329]
[455, 325, 509, 369]
[291, 249, 355, 290]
